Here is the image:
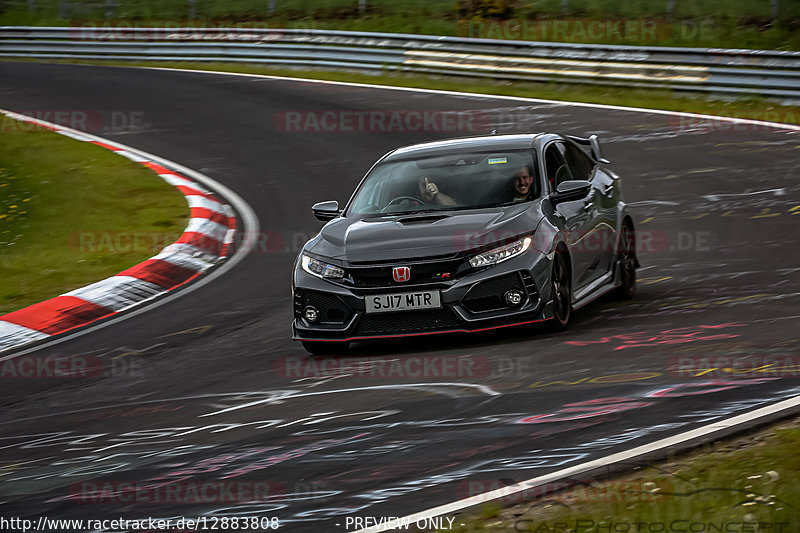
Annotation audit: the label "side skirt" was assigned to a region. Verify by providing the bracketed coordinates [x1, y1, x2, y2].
[571, 266, 618, 310]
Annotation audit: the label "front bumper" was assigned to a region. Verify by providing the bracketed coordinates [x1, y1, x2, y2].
[292, 252, 554, 342]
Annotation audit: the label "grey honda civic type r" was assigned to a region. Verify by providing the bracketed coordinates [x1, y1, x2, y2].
[292, 133, 638, 354]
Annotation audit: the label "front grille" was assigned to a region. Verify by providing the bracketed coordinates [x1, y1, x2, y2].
[355, 308, 462, 335]
[462, 273, 525, 313]
[350, 258, 466, 288]
[296, 289, 353, 325]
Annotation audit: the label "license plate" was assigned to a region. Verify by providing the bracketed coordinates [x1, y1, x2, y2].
[366, 291, 441, 314]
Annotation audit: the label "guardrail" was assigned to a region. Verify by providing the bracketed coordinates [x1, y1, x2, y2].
[2, 26, 799, 100]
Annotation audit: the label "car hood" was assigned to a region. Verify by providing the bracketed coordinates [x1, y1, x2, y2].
[305, 202, 545, 262]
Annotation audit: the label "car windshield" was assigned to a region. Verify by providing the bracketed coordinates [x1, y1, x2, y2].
[347, 150, 540, 216]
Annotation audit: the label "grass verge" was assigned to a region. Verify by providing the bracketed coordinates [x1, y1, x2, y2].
[443, 415, 800, 532]
[0, 114, 188, 315]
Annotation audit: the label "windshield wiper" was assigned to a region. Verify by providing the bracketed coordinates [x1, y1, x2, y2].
[372, 208, 455, 217]
[361, 204, 509, 218]
[478, 200, 531, 208]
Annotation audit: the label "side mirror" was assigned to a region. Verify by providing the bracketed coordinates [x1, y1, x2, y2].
[552, 180, 591, 204]
[311, 200, 340, 222]
[589, 135, 611, 164]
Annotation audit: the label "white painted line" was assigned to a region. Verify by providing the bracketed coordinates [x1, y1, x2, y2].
[200, 383, 501, 417]
[353, 393, 800, 532]
[0, 389, 303, 426]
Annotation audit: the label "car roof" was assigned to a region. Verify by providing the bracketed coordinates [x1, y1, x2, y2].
[383, 133, 547, 162]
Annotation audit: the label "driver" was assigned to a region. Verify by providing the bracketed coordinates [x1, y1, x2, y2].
[505, 166, 536, 203]
[417, 176, 457, 206]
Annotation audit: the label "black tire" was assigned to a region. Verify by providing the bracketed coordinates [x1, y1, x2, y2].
[547, 248, 572, 332]
[301, 340, 349, 356]
[615, 223, 636, 300]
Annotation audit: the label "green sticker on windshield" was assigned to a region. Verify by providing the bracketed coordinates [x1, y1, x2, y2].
[488, 157, 508, 165]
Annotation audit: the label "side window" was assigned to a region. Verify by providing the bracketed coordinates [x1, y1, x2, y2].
[544, 143, 572, 189]
[563, 142, 595, 182]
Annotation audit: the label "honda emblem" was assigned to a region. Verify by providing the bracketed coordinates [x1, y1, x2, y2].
[393, 266, 411, 283]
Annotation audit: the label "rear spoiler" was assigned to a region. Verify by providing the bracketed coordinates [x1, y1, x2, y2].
[566, 134, 610, 164]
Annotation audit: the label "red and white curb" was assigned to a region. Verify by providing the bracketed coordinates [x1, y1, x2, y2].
[0, 110, 238, 353]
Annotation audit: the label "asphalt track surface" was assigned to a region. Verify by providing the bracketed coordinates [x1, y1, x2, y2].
[1, 62, 799, 531]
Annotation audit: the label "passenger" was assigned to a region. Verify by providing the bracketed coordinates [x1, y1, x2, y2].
[418, 176, 457, 206]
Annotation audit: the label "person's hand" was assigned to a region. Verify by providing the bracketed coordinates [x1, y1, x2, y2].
[425, 177, 439, 198]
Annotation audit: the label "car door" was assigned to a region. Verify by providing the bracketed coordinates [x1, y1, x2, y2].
[542, 142, 593, 292]
[561, 141, 616, 282]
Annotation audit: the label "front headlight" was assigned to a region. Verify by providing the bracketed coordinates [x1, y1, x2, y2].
[469, 236, 532, 268]
[301, 254, 345, 280]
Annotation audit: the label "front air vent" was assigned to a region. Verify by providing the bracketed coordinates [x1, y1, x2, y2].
[462, 272, 527, 313]
[397, 214, 451, 225]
